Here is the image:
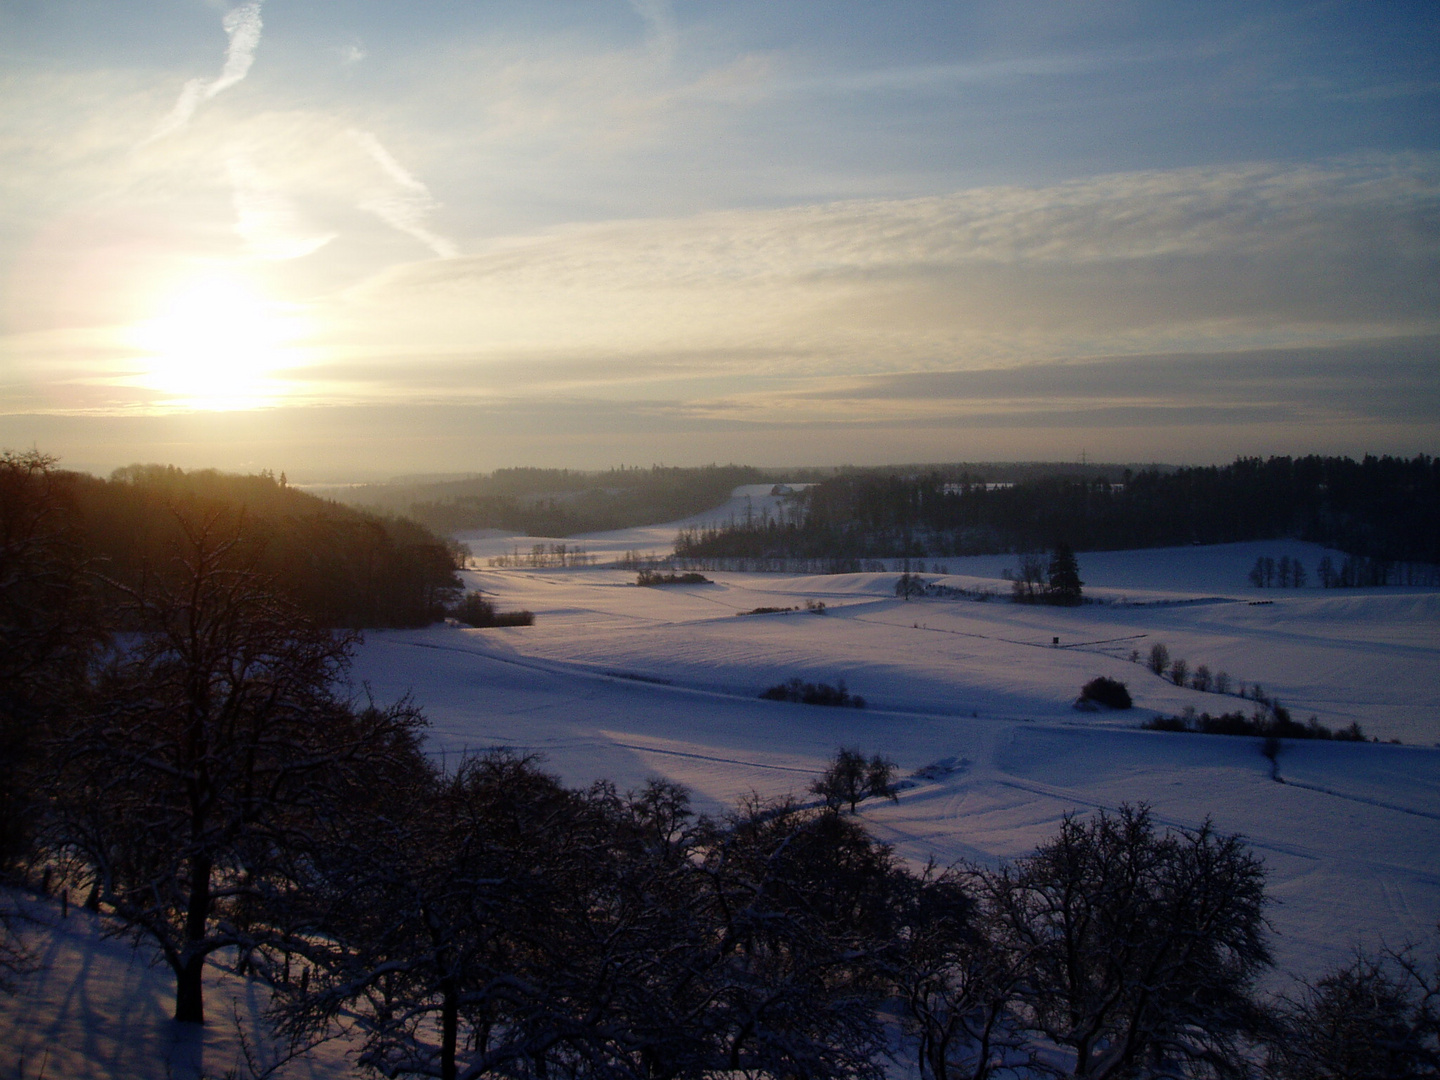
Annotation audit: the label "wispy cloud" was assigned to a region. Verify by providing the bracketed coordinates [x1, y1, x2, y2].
[787, 339, 1440, 425]
[341, 156, 1439, 377]
[350, 130, 459, 259]
[338, 40, 368, 67]
[145, 2, 265, 143]
[227, 155, 336, 261]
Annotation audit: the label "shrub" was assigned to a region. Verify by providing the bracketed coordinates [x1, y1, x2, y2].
[451, 592, 534, 628]
[490, 609, 535, 627]
[1079, 677, 1132, 709]
[1143, 709, 1366, 742]
[1169, 658, 1189, 686]
[760, 677, 865, 708]
[637, 570, 712, 586]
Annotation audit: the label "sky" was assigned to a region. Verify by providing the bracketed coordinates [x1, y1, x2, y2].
[1, 1, 1437, 479]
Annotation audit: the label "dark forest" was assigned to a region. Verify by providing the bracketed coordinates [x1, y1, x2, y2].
[676, 455, 1440, 568]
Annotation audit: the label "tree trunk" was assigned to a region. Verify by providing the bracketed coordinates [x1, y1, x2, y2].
[175, 853, 212, 1023]
[175, 954, 206, 1024]
[441, 979, 459, 1080]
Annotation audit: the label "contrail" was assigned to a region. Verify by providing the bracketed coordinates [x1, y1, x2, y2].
[351, 129, 460, 259]
[145, 1, 264, 143]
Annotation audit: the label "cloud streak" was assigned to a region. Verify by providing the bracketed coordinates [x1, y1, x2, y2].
[341, 156, 1439, 375]
[145, 2, 265, 143]
[351, 130, 459, 259]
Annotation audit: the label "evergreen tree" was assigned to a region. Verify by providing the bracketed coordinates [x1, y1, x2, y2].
[1047, 544, 1083, 605]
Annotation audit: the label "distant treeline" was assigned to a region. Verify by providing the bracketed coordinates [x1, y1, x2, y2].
[8, 456, 462, 629]
[337, 464, 770, 536]
[675, 456, 1440, 566]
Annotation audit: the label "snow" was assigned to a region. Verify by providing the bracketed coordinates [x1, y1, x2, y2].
[0, 891, 353, 1079]
[351, 529, 1440, 986]
[5, 497, 1438, 1076]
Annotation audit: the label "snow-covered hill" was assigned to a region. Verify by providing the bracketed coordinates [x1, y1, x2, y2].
[4, 494, 1436, 1077]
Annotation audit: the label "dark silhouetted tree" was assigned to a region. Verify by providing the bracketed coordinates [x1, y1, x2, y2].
[983, 805, 1271, 1078]
[1047, 543, 1083, 605]
[48, 511, 425, 1023]
[1264, 939, 1439, 1079]
[812, 747, 899, 813]
[1148, 643, 1170, 676]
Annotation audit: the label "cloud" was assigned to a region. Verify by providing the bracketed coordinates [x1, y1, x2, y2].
[338, 156, 1439, 377]
[350, 129, 459, 259]
[145, 2, 265, 143]
[227, 155, 336, 261]
[338, 41, 368, 67]
[786, 339, 1440, 425]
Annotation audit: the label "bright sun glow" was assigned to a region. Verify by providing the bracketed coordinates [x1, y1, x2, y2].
[128, 273, 305, 410]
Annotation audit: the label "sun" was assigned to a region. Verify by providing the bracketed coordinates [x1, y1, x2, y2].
[128, 272, 304, 409]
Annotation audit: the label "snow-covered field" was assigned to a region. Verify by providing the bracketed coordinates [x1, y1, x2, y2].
[365, 525, 1440, 989]
[4, 495, 1437, 1078]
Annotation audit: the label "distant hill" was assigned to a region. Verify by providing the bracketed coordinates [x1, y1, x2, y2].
[329, 464, 773, 536]
[52, 461, 462, 628]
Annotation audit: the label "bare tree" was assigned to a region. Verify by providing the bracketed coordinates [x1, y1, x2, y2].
[280, 765, 905, 1080]
[689, 798, 902, 1080]
[1147, 643, 1170, 676]
[896, 864, 1028, 1080]
[0, 451, 98, 989]
[983, 805, 1271, 1078]
[1011, 553, 1048, 603]
[277, 749, 595, 1080]
[812, 747, 899, 813]
[48, 511, 424, 1023]
[1264, 938, 1440, 1079]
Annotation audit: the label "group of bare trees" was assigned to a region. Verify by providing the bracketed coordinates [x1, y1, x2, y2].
[272, 768, 916, 1080]
[0, 451, 427, 1022]
[46, 523, 426, 1023]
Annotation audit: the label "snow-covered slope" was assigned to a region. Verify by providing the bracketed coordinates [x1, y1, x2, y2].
[349, 512, 1440, 984]
[5, 495, 1436, 1076]
[0, 891, 352, 1079]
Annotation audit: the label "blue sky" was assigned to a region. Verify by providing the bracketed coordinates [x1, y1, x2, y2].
[1, 1, 1436, 477]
